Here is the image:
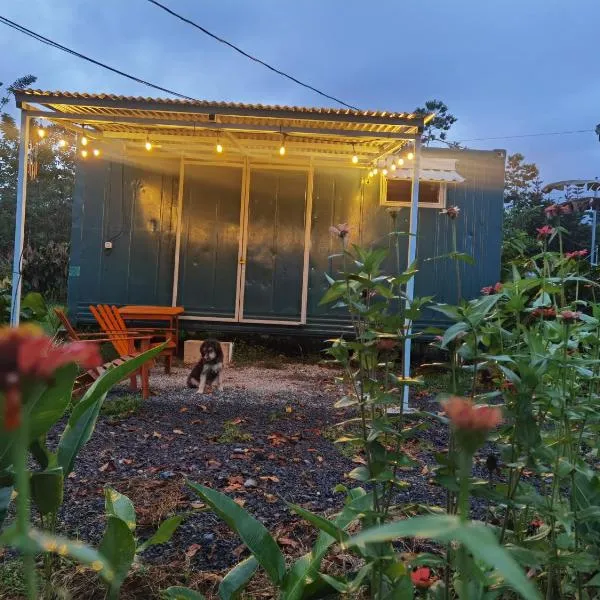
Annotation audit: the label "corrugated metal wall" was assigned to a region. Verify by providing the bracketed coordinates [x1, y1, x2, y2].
[68, 148, 505, 335]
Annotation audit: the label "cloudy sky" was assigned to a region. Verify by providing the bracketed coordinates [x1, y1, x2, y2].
[1, 0, 599, 182]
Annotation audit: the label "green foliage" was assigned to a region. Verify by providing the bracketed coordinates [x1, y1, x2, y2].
[415, 99, 458, 145]
[101, 393, 143, 418]
[217, 420, 253, 443]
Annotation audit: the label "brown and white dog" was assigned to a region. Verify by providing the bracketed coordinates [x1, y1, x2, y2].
[186, 339, 224, 393]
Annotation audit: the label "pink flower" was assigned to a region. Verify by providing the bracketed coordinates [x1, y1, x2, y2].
[440, 206, 460, 219]
[329, 223, 350, 239]
[481, 286, 493, 295]
[531, 307, 556, 319]
[0, 327, 102, 431]
[544, 204, 560, 217]
[536, 225, 554, 239]
[565, 249, 588, 260]
[494, 282, 503, 293]
[443, 397, 503, 432]
[411, 567, 437, 589]
[559, 310, 580, 323]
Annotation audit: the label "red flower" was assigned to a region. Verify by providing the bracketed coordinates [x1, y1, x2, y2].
[544, 204, 560, 217]
[500, 380, 516, 392]
[481, 286, 493, 295]
[0, 327, 102, 432]
[443, 397, 503, 432]
[531, 307, 557, 319]
[411, 567, 436, 589]
[493, 282, 503, 293]
[565, 249, 588, 260]
[440, 206, 460, 219]
[536, 225, 554, 239]
[329, 223, 350, 239]
[559, 310, 580, 323]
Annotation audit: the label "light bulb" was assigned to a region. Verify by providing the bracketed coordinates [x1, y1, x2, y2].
[81, 135, 88, 146]
[373, 168, 378, 175]
[58, 139, 67, 148]
[352, 154, 358, 164]
[37, 128, 46, 139]
[93, 148, 100, 157]
[397, 158, 404, 166]
[382, 168, 388, 176]
[407, 152, 414, 160]
[145, 140, 152, 151]
[279, 144, 286, 156]
[391, 163, 396, 171]
[81, 149, 88, 158]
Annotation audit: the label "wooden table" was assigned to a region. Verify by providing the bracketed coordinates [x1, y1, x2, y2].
[118, 305, 185, 348]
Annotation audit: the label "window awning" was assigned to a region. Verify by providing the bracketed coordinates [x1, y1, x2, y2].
[382, 157, 465, 183]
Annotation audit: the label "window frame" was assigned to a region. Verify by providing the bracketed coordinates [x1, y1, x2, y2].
[379, 176, 448, 209]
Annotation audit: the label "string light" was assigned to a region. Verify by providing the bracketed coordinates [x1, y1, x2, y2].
[216, 136, 223, 153]
[373, 168, 378, 175]
[397, 158, 404, 166]
[37, 127, 46, 139]
[58, 139, 67, 148]
[351, 143, 358, 164]
[145, 134, 152, 151]
[81, 149, 88, 158]
[407, 152, 414, 160]
[391, 163, 396, 171]
[93, 148, 100, 157]
[279, 136, 286, 156]
[81, 134, 88, 146]
[382, 168, 388, 176]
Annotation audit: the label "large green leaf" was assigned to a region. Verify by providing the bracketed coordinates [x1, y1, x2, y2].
[99, 515, 136, 588]
[31, 467, 64, 515]
[6, 526, 114, 583]
[105, 487, 136, 531]
[288, 504, 348, 543]
[219, 556, 259, 600]
[164, 587, 206, 599]
[187, 481, 286, 585]
[137, 515, 183, 553]
[29, 363, 78, 440]
[347, 516, 541, 600]
[441, 322, 469, 349]
[57, 344, 164, 476]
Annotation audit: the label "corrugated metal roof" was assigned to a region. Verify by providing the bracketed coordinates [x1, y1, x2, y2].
[389, 168, 465, 183]
[17, 89, 429, 122]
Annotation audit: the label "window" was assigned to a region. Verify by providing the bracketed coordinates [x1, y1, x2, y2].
[381, 178, 447, 209]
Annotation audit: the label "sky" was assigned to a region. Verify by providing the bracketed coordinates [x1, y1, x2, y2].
[1, 0, 599, 183]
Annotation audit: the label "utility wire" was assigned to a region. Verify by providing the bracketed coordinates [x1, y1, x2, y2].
[145, 0, 359, 110]
[455, 128, 595, 143]
[0, 14, 196, 101]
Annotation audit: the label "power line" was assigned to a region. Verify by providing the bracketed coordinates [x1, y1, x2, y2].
[145, 0, 359, 110]
[0, 14, 196, 101]
[455, 128, 594, 143]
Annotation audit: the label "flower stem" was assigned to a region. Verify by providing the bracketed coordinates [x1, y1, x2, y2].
[14, 411, 37, 599]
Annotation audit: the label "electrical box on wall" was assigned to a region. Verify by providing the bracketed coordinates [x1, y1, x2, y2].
[104, 241, 113, 250]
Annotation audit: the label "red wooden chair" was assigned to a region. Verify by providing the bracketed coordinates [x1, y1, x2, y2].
[89, 304, 176, 374]
[54, 308, 153, 399]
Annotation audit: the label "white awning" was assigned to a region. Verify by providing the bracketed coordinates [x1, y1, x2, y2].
[380, 157, 465, 183]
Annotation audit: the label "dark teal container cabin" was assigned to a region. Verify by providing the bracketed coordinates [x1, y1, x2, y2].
[68, 147, 505, 336]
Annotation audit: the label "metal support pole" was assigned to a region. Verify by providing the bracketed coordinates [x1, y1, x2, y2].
[402, 137, 421, 411]
[591, 210, 597, 267]
[10, 112, 30, 327]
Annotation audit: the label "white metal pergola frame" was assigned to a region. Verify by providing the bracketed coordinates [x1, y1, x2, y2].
[11, 90, 429, 410]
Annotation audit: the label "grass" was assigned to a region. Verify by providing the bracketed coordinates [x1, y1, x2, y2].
[217, 420, 253, 443]
[0, 559, 26, 598]
[101, 393, 143, 419]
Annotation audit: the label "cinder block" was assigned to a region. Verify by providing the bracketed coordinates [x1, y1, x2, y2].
[183, 339, 233, 365]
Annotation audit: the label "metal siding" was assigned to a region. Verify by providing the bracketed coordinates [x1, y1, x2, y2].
[243, 169, 307, 320]
[178, 164, 242, 318]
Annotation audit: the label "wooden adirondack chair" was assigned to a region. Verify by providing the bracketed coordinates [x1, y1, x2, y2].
[89, 304, 176, 374]
[54, 308, 153, 399]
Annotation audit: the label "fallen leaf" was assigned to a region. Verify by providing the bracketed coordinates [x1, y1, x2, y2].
[264, 493, 278, 503]
[278, 537, 299, 548]
[285, 406, 293, 413]
[191, 419, 203, 425]
[173, 429, 184, 435]
[119, 458, 133, 465]
[152, 431, 162, 439]
[317, 456, 324, 463]
[98, 461, 115, 473]
[230, 417, 244, 425]
[190, 501, 205, 510]
[185, 544, 201, 559]
[68, 472, 76, 479]
[232, 544, 246, 558]
[259, 475, 280, 483]
[206, 459, 222, 469]
[234, 498, 246, 507]
[179, 407, 189, 413]
[352, 455, 367, 465]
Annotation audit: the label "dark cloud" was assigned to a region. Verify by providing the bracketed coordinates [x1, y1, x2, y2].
[1, 0, 599, 180]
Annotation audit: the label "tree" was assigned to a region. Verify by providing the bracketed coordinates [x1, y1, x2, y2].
[414, 99, 457, 146]
[0, 76, 75, 299]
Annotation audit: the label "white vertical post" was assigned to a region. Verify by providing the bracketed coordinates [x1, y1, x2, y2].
[10, 112, 30, 326]
[402, 137, 421, 410]
[171, 155, 185, 306]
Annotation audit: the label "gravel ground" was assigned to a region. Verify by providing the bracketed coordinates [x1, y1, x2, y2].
[3, 361, 500, 598]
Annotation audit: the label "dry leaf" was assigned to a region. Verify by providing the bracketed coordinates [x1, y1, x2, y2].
[190, 501, 205, 510]
[278, 537, 299, 548]
[185, 544, 202, 559]
[234, 498, 246, 507]
[98, 462, 114, 473]
[230, 417, 243, 425]
[191, 419, 203, 425]
[179, 407, 188, 413]
[285, 406, 293, 413]
[173, 429, 184, 435]
[206, 459, 222, 469]
[152, 431, 162, 439]
[352, 455, 367, 465]
[259, 475, 280, 483]
[264, 493, 278, 503]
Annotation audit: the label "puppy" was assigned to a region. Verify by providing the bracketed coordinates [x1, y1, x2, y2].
[187, 339, 224, 394]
